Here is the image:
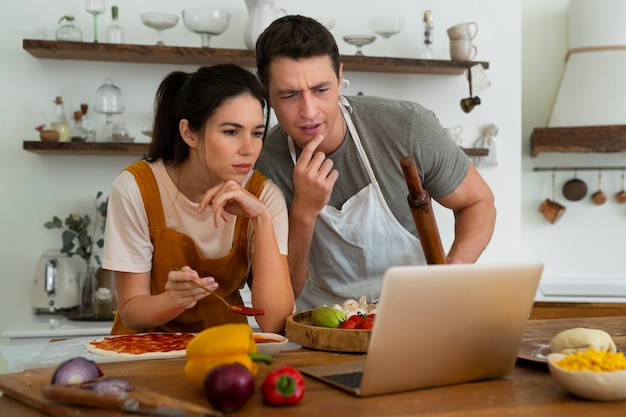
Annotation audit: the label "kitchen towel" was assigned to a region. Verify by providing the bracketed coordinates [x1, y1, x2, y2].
[473, 123, 499, 168]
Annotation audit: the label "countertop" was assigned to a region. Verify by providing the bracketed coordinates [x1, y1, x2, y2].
[0, 314, 113, 344]
[2, 316, 626, 416]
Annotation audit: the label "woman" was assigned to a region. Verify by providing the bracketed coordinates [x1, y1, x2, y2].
[102, 64, 294, 335]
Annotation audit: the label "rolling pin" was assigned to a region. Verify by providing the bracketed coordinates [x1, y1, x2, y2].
[400, 156, 447, 264]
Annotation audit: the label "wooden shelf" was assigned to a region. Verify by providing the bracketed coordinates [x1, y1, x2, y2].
[22, 39, 489, 75]
[531, 125, 626, 157]
[23, 140, 149, 156]
[23, 141, 487, 157]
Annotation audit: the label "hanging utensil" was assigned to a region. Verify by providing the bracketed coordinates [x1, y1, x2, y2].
[539, 170, 565, 224]
[400, 156, 447, 264]
[616, 170, 626, 204]
[591, 169, 607, 205]
[562, 169, 587, 201]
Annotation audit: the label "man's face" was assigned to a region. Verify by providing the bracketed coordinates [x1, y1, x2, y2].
[265, 55, 344, 153]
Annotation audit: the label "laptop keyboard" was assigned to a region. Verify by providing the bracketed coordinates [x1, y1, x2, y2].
[324, 372, 363, 389]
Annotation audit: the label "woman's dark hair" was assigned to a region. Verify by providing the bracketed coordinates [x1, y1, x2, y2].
[255, 15, 340, 89]
[146, 64, 267, 165]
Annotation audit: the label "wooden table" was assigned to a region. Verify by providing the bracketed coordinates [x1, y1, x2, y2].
[2, 317, 626, 417]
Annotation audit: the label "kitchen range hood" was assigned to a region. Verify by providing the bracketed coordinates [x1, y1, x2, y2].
[531, 0, 626, 156]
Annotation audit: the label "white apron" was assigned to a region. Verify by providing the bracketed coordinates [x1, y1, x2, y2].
[289, 98, 425, 310]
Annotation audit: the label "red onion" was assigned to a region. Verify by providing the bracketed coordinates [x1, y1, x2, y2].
[51, 357, 103, 385]
[203, 364, 254, 412]
[91, 377, 134, 395]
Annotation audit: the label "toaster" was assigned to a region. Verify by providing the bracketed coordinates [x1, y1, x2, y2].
[32, 249, 82, 314]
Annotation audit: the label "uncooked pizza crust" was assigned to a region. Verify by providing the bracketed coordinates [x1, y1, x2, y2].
[85, 333, 195, 359]
[549, 327, 617, 355]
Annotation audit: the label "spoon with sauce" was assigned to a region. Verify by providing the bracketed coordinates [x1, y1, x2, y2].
[188, 280, 265, 316]
[171, 267, 265, 316]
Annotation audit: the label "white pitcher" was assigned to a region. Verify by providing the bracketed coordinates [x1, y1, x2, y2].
[243, 0, 287, 50]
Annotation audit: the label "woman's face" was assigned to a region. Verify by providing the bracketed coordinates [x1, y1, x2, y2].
[191, 94, 265, 184]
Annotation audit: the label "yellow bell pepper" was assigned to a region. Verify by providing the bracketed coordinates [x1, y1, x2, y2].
[184, 323, 271, 389]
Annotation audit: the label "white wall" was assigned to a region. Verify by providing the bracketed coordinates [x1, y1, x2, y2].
[521, 0, 626, 289]
[0, 0, 521, 334]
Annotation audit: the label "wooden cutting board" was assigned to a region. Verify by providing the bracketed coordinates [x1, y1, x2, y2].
[285, 310, 371, 353]
[0, 358, 214, 417]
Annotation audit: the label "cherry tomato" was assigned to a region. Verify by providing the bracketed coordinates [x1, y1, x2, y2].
[339, 319, 358, 329]
[357, 317, 374, 329]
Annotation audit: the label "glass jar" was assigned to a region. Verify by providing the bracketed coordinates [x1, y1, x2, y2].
[95, 268, 116, 319]
[55, 16, 83, 42]
[78, 268, 97, 318]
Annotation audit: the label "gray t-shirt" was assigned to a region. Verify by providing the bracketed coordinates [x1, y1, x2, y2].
[255, 95, 469, 238]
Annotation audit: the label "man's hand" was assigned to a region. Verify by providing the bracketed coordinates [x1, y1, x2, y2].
[292, 134, 339, 216]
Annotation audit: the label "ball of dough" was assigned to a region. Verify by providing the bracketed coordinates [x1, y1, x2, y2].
[549, 327, 617, 354]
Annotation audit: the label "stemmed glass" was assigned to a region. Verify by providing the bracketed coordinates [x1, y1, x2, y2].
[140, 13, 179, 46]
[369, 16, 405, 57]
[182, 9, 231, 48]
[85, 0, 106, 43]
[343, 35, 376, 56]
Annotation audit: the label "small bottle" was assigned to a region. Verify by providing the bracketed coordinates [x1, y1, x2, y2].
[419, 10, 434, 59]
[105, 6, 125, 44]
[70, 111, 90, 142]
[50, 96, 70, 142]
[80, 103, 96, 141]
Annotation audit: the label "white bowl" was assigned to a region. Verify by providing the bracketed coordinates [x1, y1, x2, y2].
[253, 332, 289, 357]
[140, 13, 179, 31]
[547, 353, 626, 401]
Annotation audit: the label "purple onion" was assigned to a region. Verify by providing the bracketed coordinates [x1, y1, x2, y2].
[203, 364, 254, 412]
[91, 377, 134, 395]
[51, 357, 103, 385]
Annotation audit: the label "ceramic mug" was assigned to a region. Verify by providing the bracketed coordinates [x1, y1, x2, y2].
[447, 21, 479, 40]
[445, 125, 463, 146]
[539, 199, 566, 224]
[450, 39, 478, 60]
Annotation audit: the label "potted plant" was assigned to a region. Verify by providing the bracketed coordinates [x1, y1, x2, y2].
[44, 192, 108, 317]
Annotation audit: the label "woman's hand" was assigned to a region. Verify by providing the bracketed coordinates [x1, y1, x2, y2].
[165, 266, 218, 309]
[198, 180, 268, 227]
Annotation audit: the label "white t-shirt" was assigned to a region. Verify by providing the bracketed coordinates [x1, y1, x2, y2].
[102, 160, 289, 274]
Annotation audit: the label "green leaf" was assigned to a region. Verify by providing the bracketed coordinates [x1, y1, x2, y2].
[43, 216, 63, 229]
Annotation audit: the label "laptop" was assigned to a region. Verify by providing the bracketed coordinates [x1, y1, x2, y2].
[298, 262, 544, 397]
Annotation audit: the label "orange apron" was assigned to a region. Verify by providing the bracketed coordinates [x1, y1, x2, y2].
[111, 161, 266, 335]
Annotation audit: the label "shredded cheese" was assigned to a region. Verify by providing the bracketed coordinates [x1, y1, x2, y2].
[555, 348, 626, 372]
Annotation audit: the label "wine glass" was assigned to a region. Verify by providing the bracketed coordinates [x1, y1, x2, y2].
[343, 35, 376, 56]
[182, 9, 231, 48]
[368, 16, 405, 57]
[85, 0, 106, 43]
[140, 13, 180, 46]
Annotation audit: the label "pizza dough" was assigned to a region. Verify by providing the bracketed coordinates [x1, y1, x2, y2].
[549, 327, 617, 355]
[86, 333, 195, 359]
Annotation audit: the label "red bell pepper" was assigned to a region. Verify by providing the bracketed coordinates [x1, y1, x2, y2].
[261, 365, 305, 406]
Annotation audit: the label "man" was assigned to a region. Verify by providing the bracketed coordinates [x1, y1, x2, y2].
[255, 15, 496, 310]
